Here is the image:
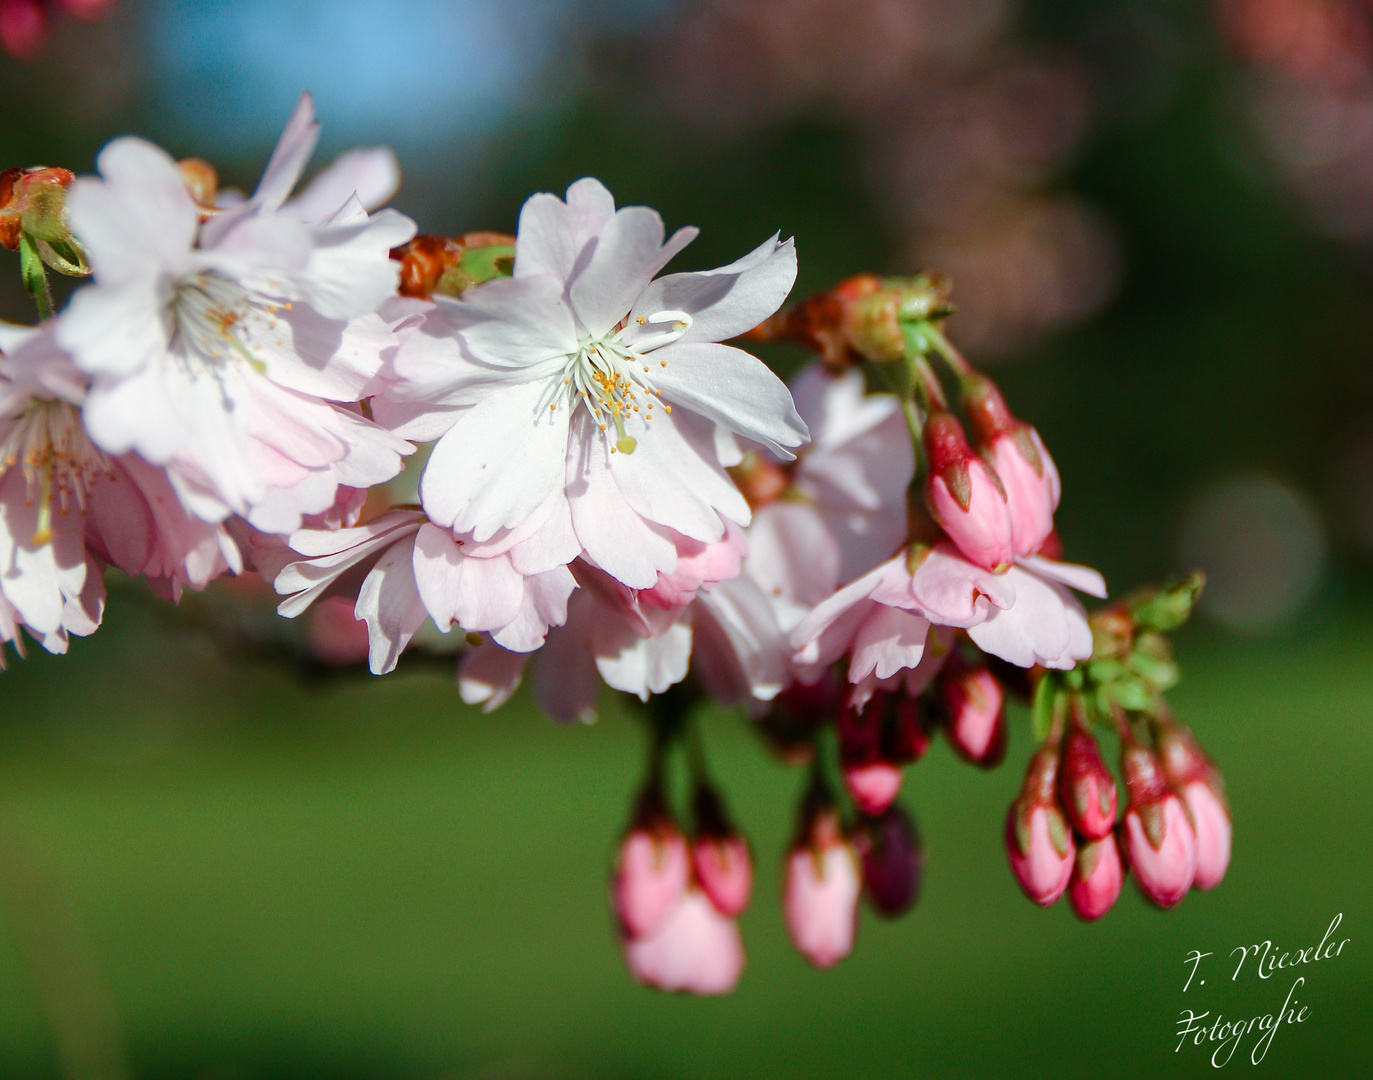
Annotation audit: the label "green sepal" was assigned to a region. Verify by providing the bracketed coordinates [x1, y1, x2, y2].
[18, 231, 53, 320]
[1046, 808, 1071, 858]
[433, 243, 515, 299]
[35, 236, 88, 277]
[1125, 646, 1178, 694]
[1129, 573, 1205, 632]
[1030, 675, 1059, 742]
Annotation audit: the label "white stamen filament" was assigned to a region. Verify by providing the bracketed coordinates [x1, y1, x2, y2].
[557, 309, 690, 454]
[0, 399, 113, 544]
[169, 271, 290, 377]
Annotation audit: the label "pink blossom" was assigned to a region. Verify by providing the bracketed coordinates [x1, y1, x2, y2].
[374, 177, 807, 593]
[988, 428, 1060, 558]
[56, 94, 415, 533]
[622, 888, 745, 995]
[612, 826, 691, 939]
[0, 326, 238, 656]
[1069, 835, 1123, 922]
[640, 519, 747, 610]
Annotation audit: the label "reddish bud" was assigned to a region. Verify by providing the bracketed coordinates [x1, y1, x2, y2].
[1120, 740, 1196, 908]
[923, 411, 1014, 572]
[0, 0, 47, 60]
[178, 158, 218, 208]
[390, 231, 515, 300]
[784, 809, 860, 969]
[612, 785, 690, 939]
[857, 804, 924, 918]
[756, 675, 839, 765]
[1058, 730, 1118, 839]
[1005, 746, 1075, 906]
[1069, 835, 1124, 922]
[940, 664, 1007, 767]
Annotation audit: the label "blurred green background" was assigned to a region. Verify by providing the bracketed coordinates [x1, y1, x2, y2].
[2, 0, 1372, 1076]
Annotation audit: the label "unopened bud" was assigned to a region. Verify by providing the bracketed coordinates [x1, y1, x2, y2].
[390, 232, 515, 300]
[939, 664, 1006, 767]
[857, 804, 924, 918]
[1005, 745, 1075, 907]
[612, 787, 690, 939]
[178, 158, 218, 208]
[1120, 739, 1196, 909]
[1058, 729, 1117, 839]
[1157, 723, 1230, 891]
[691, 783, 754, 918]
[923, 411, 1014, 572]
[1069, 835, 1124, 922]
[783, 808, 860, 968]
[0, 166, 85, 274]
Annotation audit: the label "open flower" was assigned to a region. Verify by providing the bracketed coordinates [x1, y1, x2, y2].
[55, 93, 415, 533]
[375, 177, 808, 590]
[0, 324, 238, 657]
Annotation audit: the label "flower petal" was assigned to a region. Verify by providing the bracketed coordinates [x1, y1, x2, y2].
[570, 204, 697, 337]
[650, 341, 808, 458]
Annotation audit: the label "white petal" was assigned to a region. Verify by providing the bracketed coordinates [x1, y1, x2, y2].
[419, 378, 570, 540]
[57, 279, 170, 378]
[66, 138, 198, 284]
[458, 642, 528, 712]
[596, 620, 693, 701]
[288, 146, 400, 221]
[608, 407, 748, 541]
[651, 341, 808, 457]
[355, 531, 427, 674]
[1018, 555, 1108, 598]
[569, 205, 696, 337]
[848, 606, 930, 683]
[628, 234, 796, 346]
[253, 91, 319, 211]
[439, 274, 576, 370]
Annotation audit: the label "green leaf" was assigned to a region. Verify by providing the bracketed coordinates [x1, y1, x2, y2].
[1030, 675, 1059, 742]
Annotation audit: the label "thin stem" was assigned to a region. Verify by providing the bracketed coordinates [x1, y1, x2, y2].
[19, 232, 54, 321]
[923, 321, 974, 378]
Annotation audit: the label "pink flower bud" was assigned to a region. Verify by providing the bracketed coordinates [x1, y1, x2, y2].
[1181, 779, 1231, 891]
[940, 664, 1006, 767]
[963, 374, 1060, 557]
[640, 521, 748, 610]
[784, 811, 860, 968]
[1155, 723, 1231, 891]
[843, 762, 904, 815]
[612, 824, 690, 939]
[857, 804, 924, 918]
[623, 889, 745, 995]
[1120, 740, 1195, 908]
[1005, 746, 1075, 906]
[1069, 835, 1123, 922]
[693, 835, 753, 918]
[0, 0, 47, 60]
[1058, 730, 1117, 839]
[923, 411, 1014, 572]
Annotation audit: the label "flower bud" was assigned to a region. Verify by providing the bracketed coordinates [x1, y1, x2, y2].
[611, 787, 690, 939]
[1155, 723, 1230, 891]
[178, 157, 218, 208]
[622, 889, 745, 995]
[939, 664, 1006, 767]
[0, 166, 86, 273]
[843, 762, 903, 816]
[838, 692, 904, 813]
[1120, 740, 1196, 909]
[1069, 835, 1123, 922]
[1005, 745, 1075, 906]
[923, 411, 1014, 572]
[756, 675, 839, 765]
[691, 783, 753, 918]
[390, 232, 515, 300]
[784, 808, 860, 968]
[1058, 729, 1117, 839]
[963, 374, 1060, 557]
[857, 804, 924, 918]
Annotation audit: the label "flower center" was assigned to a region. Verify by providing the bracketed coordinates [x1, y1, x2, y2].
[169, 271, 290, 377]
[0, 399, 112, 544]
[555, 309, 691, 454]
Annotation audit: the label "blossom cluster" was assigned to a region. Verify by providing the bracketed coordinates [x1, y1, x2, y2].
[0, 96, 1229, 994]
